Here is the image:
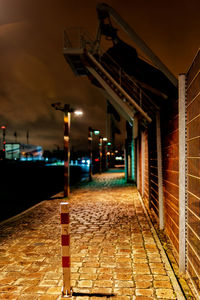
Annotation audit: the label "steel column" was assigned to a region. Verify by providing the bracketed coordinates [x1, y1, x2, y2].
[178, 74, 187, 273]
[64, 112, 71, 198]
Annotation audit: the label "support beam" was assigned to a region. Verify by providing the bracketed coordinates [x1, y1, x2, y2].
[178, 74, 187, 273]
[96, 3, 178, 87]
[156, 111, 164, 230]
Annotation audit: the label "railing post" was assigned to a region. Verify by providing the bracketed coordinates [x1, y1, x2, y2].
[60, 202, 71, 297]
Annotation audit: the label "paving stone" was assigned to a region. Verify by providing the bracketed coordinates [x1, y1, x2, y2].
[135, 281, 152, 289]
[115, 280, 135, 288]
[114, 287, 135, 296]
[77, 280, 93, 288]
[134, 297, 155, 300]
[0, 172, 183, 300]
[98, 273, 113, 280]
[94, 280, 113, 287]
[134, 275, 153, 282]
[114, 273, 133, 280]
[156, 289, 176, 299]
[136, 289, 154, 297]
[154, 280, 172, 288]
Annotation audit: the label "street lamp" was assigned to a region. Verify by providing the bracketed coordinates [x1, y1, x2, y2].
[99, 136, 103, 174]
[1, 125, 6, 159]
[51, 103, 83, 198]
[88, 127, 100, 181]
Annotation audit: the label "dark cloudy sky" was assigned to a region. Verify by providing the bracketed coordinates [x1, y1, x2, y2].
[0, 0, 199, 151]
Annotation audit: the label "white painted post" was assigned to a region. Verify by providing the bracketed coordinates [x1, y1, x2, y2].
[178, 74, 186, 273]
[156, 111, 164, 230]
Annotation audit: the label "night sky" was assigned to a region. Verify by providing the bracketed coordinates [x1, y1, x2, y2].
[0, 0, 199, 151]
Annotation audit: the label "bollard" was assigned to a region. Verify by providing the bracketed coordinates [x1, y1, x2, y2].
[60, 202, 71, 297]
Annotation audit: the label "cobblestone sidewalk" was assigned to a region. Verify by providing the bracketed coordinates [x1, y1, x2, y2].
[0, 171, 185, 299]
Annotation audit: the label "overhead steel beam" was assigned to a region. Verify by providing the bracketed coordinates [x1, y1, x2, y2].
[97, 3, 178, 87]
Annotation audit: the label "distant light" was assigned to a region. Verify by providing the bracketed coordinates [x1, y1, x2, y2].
[107, 152, 110, 155]
[116, 156, 123, 160]
[82, 159, 85, 163]
[74, 110, 83, 116]
[87, 160, 90, 165]
[1, 126, 6, 129]
[95, 158, 99, 162]
[115, 150, 118, 153]
[94, 130, 100, 135]
[103, 137, 107, 141]
[107, 142, 111, 146]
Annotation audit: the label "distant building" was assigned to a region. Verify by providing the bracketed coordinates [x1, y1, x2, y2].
[5, 143, 43, 161]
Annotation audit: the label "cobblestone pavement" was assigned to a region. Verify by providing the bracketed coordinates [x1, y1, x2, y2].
[0, 171, 185, 300]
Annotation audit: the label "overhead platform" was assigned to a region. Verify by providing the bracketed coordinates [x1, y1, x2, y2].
[63, 29, 158, 125]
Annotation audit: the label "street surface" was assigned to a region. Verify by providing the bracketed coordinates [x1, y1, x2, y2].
[0, 171, 185, 299]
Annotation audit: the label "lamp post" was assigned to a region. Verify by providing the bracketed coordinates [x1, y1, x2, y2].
[52, 103, 83, 198]
[88, 127, 100, 181]
[99, 136, 103, 174]
[103, 137, 108, 170]
[1, 125, 6, 159]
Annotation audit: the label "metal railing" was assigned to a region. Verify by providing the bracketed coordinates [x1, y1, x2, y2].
[64, 28, 157, 119]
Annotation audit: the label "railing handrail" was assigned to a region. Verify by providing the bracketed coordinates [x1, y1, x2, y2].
[64, 28, 158, 116]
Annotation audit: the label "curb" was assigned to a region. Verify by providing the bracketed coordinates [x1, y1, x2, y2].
[138, 193, 186, 300]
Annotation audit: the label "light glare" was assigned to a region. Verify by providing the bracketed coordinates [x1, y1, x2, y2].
[74, 110, 83, 116]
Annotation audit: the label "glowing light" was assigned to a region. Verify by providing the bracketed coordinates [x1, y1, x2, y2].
[95, 158, 99, 162]
[103, 137, 107, 141]
[94, 130, 100, 135]
[107, 142, 111, 146]
[1, 126, 6, 129]
[74, 110, 83, 116]
[116, 156, 123, 160]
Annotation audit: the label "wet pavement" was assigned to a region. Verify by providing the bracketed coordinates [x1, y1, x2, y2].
[0, 171, 185, 299]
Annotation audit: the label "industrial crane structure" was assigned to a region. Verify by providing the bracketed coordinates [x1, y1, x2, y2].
[63, 2, 177, 182]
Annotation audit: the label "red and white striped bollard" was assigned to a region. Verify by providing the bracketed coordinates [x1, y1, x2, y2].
[60, 202, 71, 297]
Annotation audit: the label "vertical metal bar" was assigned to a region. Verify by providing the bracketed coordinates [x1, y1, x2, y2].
[88, 128, 92, 181]
[156, 111, 164, 230]
[64, 112, 70, 197]
[137, 136, 140, 189]
[124, 144, 128, 181]
[60, 202, 71, 296]
[131, 138, 135, 181]
[178, 74, 187, 273]
[99, 136, 103, 174]
[141, 131, 145, 197]
[148, 131, 152, 209]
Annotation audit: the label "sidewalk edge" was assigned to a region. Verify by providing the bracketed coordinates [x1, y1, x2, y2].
[138, 192, 186, 300]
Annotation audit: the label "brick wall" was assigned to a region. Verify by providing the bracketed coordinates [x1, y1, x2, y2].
[186, 49, 200, 294]
[162, 98, 179, 256]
